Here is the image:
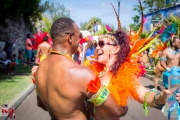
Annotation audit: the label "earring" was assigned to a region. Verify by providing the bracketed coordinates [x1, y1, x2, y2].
[109, 49, 111, 59]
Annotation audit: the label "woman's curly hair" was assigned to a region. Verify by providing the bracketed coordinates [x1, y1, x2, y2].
[110, 29, 130, 75]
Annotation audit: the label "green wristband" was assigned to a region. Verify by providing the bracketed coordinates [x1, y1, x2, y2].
[143, 88, 157, 116]
[153, 93, 164, 107]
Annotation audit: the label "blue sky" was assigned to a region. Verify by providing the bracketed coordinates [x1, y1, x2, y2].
[42, 0, 140, 29]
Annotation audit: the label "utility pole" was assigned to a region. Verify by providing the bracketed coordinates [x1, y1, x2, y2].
[118, 0, 120, 18]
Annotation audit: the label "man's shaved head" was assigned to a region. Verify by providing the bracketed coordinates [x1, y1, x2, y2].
[50, 18, 75, 40]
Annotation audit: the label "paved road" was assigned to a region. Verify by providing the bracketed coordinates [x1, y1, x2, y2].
[9, 77, 176, 120]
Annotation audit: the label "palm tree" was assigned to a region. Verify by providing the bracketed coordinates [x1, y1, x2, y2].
[42, 15, 52, 33]
[86, 17, 102, 33]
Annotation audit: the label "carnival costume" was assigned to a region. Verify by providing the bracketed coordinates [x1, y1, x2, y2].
[31, 32, 53, 95]
[86, 0, 163, 110]
[158, 21, 179, 89]
[40, 55, 47, 62]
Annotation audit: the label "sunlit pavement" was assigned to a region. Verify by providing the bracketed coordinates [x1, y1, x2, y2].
[9, 77, 176, 120]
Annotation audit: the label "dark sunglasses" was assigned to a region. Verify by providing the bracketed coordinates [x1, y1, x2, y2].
[98, 41, 117, 47]
[65, 32, 82, 39]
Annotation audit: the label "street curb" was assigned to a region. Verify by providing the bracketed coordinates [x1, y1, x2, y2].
[0, 84, 34, 120]
[144, 74, 163, 86]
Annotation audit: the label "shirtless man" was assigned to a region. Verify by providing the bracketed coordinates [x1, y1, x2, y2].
[160, 36, 180, 89]
[35, 36, 52, 64]
[34, 18, 127, 120]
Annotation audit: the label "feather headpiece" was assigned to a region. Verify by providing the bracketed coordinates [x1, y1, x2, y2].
[161, 23, 178, 43]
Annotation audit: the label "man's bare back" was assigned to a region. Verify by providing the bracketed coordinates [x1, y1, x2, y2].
[39, 42, 51, 56]
[36, 41, 52, 63]
[36, 53, 95, 120]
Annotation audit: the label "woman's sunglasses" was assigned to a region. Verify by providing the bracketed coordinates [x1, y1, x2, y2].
[98, 41, 117, 47]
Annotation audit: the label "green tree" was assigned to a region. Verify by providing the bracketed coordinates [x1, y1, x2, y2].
[130, 0, 177, 32]
[41, 1, 70, 33]
[80, 21, 88, 30]
[42, 15, 52, 33]
[45, 2, 70, 22]
[143, 0, 177, 13]
[86, 17, 102, 32]
[129, 2, 143, 32]
[0, 0, 48, 27]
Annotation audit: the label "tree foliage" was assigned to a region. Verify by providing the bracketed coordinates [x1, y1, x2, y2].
[130, 0, 177, 31]
[45, 2, 70, 22]
[86, 17, 102, 32]
[143, 0, 177, 13]
[80, 21, 88, 30]
[41, 1, 70, 33]
[0, 0, 48, 27]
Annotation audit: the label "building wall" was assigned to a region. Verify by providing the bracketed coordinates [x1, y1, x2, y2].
[144, 4, 180, 31]
[0, 16, 32, 56]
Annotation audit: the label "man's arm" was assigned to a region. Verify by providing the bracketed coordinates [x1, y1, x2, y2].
[11, 39, 16, 46]
[31, 66, 47, 111]
[77, 67, 128, 118]
[37, 95, 48, 111]
[160, 49, 169, 71]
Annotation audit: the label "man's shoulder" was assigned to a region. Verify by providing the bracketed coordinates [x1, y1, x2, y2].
[162, 48, 168, 53]
[68, 64, 95, 80]
[26, 38, 31, 42]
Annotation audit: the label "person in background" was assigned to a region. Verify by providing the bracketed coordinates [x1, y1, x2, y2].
[0, 50, 15, 75]
[160, 36, 180, 89]
[25, 34, 32, 66]
[4, 37, 16, 60]
[85, 41, 95, 61]
[12, 54, 17, 65]
[35, 36, 52, 64]
[18, 50, 27, 64]
[154, 51, 164, 90]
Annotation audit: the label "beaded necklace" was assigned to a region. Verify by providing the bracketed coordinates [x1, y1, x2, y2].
[168, 47, 180, 55]
[50, 50, 74, 61]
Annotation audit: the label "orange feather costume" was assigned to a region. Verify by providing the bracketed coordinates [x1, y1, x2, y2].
[87, 0, 164, 106]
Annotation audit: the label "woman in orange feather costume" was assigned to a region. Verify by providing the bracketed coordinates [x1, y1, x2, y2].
[86, 1, 180, 120]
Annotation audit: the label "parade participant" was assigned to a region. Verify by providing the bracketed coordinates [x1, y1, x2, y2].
[86, 1, 180, 119]
[160, 36, 180, 89]
[33, 18, 128, 120]
[35, 36, 52, 64]
[151, 42, 167, 90]
[154, 51, 164, 90]
[160, 23, 180, 89]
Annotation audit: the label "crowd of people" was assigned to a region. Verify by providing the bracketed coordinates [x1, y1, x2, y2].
[0, 33, 51, 75]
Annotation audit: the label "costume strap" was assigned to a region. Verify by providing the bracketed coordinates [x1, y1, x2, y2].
[160, 57, 167, 61]
[88, 85, 110, 106]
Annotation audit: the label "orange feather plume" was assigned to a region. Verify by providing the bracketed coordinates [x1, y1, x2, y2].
[87, 60, 140, 106]
[151, 42, 167, 57]
[87, 76, 101, 93]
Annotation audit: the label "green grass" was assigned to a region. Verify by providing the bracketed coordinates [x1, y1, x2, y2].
[0, 65, 32, 106]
